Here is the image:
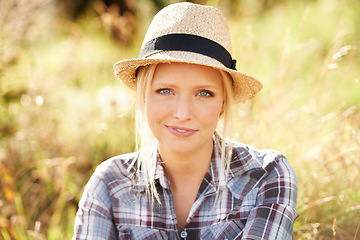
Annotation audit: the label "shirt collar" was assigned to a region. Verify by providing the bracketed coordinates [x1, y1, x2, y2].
[199, 133, 263, 195]
[228, 141, 263, 178]
[132, 133, 263, 193]
[154, 153, 171, 189]
[213, 132, 263, 180]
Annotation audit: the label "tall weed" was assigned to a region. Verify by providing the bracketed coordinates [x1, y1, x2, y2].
[0, 0, 359, 239]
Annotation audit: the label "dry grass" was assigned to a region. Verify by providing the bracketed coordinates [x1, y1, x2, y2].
[1, 0, 359, 239]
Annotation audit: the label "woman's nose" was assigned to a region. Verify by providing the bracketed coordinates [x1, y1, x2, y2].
[173, 97, 193, 120]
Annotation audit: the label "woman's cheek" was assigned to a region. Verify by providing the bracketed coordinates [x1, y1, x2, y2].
[147, 97, 172, 119]
[197, 102, 223, 119]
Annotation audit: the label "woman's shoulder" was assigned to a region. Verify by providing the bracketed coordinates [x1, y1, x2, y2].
[230, 140, 295, 176]
[89, 151, 140, 183]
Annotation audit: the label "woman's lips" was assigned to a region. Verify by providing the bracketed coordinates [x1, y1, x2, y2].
[165, 125, 198, 137]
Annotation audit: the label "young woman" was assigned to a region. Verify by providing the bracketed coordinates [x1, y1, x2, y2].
[73, 2, 298, 239]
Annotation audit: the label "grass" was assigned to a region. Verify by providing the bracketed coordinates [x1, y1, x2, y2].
[229, 1, 360, 239]
[1, 0, 359, 239]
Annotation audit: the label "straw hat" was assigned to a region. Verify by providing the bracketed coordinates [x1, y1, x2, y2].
[113, 2, 262, 103]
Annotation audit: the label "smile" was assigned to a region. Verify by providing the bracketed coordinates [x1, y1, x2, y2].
[175, 129, 187, 133]
[165, 125, 197, 137]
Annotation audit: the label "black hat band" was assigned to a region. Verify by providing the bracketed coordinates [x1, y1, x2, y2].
[139, 33, 237, 70]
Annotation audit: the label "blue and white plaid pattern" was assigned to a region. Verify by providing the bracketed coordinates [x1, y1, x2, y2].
[73, 136, 298, 239]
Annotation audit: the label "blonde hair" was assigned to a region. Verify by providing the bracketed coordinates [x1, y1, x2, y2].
[134, 64, 234, 203]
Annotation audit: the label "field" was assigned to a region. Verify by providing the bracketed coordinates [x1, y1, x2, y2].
[1, 0, 359, 239]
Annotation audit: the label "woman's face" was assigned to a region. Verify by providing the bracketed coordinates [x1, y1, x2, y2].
[146, 63, 224, 156]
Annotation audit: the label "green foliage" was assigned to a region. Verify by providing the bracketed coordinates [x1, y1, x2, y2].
[1, 0, 359, 239]
[228, 0, 360, 239]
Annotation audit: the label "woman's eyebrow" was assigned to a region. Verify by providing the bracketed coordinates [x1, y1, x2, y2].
[195, 84, 220, 89]
[151, 81, 177, 87]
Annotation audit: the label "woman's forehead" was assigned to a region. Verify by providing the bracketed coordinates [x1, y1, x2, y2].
[152, 63, 224, 88]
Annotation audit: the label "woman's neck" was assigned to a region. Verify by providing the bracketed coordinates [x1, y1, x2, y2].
[159, 140, 213, 189]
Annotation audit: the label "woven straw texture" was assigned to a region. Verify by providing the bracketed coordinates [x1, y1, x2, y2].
[113, 2, 262, 103]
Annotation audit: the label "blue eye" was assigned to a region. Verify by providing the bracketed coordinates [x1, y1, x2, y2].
[198, 90, 213, 97]
[156, 88, 172, 95]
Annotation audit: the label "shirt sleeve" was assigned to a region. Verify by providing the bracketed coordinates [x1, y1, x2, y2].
[242, 154, 299, 239]
[73, 168, 118, 240]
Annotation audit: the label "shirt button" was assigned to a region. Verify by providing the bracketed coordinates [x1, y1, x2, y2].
[180, 230, 187, 238]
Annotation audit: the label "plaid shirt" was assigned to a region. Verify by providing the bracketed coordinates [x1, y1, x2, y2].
[73, 136, 298, 240]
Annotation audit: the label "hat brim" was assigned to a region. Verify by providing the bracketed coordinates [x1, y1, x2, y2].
[113, 51, 262, 103]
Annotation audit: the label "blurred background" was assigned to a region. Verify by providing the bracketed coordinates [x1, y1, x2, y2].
[0, 0, 359, 239]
